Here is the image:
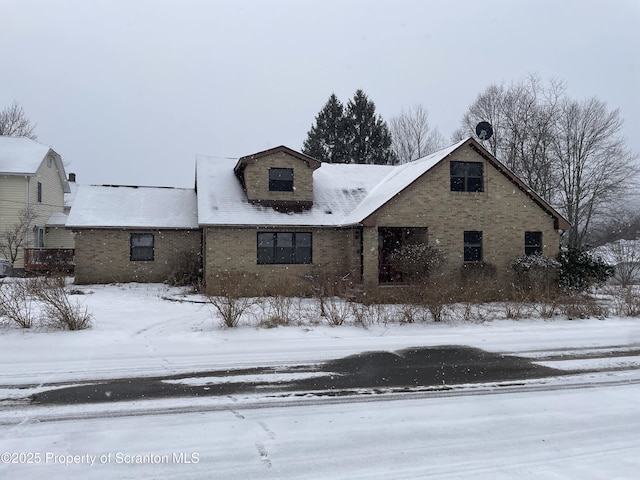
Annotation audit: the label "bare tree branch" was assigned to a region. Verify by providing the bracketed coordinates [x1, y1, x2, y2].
[390, 104, 445, 163]
[0, 101, 37, 139]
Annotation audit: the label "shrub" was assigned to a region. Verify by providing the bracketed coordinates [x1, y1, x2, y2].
[259, 295, 295, 327]
[387, 244, 447, 281]
[167, 252, 202, 289]
[0, 280, 36, 328]
[205, 271, 258, 328]
[561, 293, 608, 320]
[610, 286, 640, 317]
[31, 278, 93, 330]
[459, 262, 497, 286]
[557, 247, 614, 291]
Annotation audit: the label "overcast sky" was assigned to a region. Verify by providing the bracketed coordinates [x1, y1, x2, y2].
[1, 0, 638, 188]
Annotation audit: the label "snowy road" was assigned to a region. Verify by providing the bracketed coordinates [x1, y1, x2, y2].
[1, 382, 639, 479]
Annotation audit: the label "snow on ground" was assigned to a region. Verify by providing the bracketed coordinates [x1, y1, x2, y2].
[1, 282, 640, 478]
[1, 282, 639, 387]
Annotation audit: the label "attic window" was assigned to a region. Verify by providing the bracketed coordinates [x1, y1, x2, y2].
[269, 168, 293, 192]
[451, 161, 484, 192]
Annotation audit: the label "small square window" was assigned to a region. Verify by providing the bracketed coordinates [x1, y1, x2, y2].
[525, 231, 542, 255]
[269, 168, 294, 192]
[464, 230, 483, 262]
[131, 233, 154, 261]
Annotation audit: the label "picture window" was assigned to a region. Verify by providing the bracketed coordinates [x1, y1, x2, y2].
[257, 232, 312, 264]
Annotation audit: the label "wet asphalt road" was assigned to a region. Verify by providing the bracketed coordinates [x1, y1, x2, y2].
[30, 346, 565, 405]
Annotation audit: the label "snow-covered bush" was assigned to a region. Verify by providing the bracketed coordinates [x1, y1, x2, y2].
[511, 253, 560, 297]
[511, 253, 560, 274]
[557, 247, 614, 291]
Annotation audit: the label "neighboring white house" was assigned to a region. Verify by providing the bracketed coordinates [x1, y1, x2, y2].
[0, 136, 73, 271]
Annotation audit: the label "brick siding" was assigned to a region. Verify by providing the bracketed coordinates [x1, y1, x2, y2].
[73, 229, 201, 284]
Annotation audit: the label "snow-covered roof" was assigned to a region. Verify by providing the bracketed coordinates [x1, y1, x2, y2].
[66, 185, 199, 229]
[342, 139, 466, 224]
[0, 136, 52, 175]
[591, 239, 640, 266]
[64, 179, 78, 208]
[196, 139, 466, 227]
[47, 212, 69, 227]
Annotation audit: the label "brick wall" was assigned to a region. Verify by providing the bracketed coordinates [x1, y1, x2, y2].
[243, 152, 315, 205]
[204, 226, 361, 295]
[73, 229, 201, 284]
[361, 145, 563, 286]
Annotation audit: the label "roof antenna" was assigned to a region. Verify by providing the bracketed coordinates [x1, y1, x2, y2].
[475, 121, 493, 141]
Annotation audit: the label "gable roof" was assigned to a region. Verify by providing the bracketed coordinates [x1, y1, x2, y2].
[234, 145, 321, 175]
[0, 136, 52, 175]
[66, 185, 198, 229]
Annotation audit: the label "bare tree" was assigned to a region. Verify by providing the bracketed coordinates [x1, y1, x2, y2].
[453, 75, 564, 202]
[390, 104, 445, 163]
[0, 209, 37, 265]
[0, 101, 37, 139]
[455, 75, 639, 248]
[552, 97, 638, 248]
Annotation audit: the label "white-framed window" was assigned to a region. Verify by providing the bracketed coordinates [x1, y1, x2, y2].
[34, 226, 45, 248]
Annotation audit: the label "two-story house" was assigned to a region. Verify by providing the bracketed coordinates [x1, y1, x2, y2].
[68, 137, 570, 294]
[0, 136, 74, 272]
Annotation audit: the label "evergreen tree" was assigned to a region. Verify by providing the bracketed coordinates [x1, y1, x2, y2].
[302, 90, 395, 165]
[344, 89, 395, 165]
[302, 93, 348, 163]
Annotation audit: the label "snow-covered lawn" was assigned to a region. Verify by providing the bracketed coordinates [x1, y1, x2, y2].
[1, 282, 640, 478]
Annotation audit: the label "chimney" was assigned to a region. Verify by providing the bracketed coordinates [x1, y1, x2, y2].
[68, 173, 76, 182]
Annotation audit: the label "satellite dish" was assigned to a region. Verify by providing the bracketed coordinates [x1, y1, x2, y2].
[476, 121, 493, 141]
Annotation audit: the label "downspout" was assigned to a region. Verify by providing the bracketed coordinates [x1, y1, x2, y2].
[24, 176, 31, 267]
[25, 176, 32, 242]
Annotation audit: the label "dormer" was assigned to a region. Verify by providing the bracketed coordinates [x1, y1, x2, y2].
[233, 146, 321, 211]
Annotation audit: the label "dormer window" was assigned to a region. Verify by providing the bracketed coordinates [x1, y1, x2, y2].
[269, 168, 294, 192]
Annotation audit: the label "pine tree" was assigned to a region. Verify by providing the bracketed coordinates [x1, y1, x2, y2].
[302, 90, 396, 165]
[302, 93, 348, 163]
[344, 90, 395, 165]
